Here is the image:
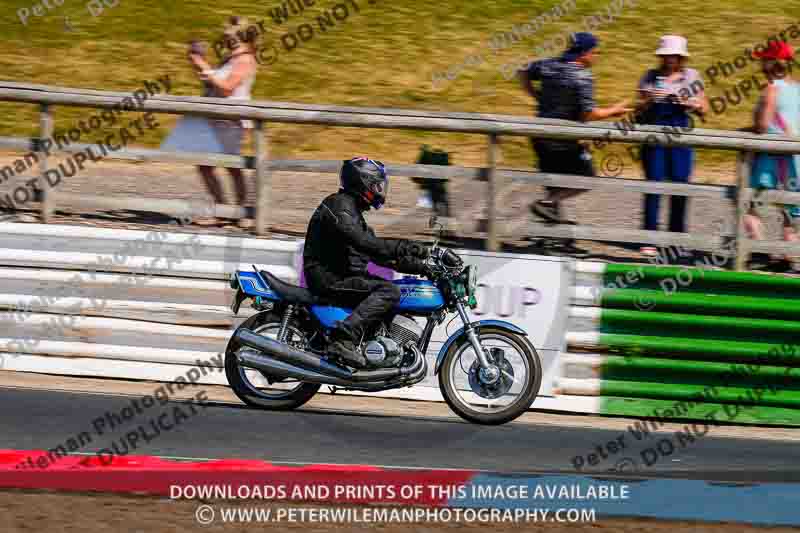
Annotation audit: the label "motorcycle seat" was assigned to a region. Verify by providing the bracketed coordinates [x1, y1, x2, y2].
[259, 270, 326, 305]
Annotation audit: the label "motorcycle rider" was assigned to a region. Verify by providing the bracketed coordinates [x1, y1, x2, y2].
[303, 157, 431, 368]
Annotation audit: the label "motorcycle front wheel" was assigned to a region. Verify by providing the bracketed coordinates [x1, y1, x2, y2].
[438, 327, 541, 425]
[225, 311, 321, 410]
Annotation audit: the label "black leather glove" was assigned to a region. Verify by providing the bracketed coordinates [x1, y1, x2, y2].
[397, 240, 430, 260]
[395, 255, 430, 277]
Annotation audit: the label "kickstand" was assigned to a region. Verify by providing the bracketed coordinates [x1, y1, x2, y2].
[329, 386, 338, 395]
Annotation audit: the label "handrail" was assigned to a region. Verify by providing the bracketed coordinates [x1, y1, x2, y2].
[2, 82, 800, 153]
[1, 81, 799, 267]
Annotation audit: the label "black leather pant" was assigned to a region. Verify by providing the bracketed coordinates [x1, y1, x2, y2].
[310, 273, 401, 341]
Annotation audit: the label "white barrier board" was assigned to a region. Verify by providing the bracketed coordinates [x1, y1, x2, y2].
[0, 228, 571, 403]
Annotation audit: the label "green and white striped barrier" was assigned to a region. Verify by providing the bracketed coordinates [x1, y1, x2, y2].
[559, 262, 800, 426]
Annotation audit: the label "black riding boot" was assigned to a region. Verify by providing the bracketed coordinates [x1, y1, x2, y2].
[328, 318, 368, 368]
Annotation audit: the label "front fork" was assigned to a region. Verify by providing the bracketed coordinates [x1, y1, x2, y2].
[455, 302, 493, 369]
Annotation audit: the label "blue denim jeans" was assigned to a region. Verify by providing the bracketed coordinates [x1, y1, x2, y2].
[640, 103, 694, 233]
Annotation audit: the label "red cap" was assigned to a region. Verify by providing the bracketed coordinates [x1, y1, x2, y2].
[753, 40, 795, 60]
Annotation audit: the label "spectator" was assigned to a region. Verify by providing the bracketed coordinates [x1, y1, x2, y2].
[635, 35, 708, 257]
[744, 40, 800, 271]
[167, 16, 258, 227]
[519, 32, 630, 255]
[412, 145, 451, 217]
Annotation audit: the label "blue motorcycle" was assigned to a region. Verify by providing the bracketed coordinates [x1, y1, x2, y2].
[225, 221, 542, 424]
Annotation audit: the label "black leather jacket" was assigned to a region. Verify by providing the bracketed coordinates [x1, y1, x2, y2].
[303, 191, 426, 292]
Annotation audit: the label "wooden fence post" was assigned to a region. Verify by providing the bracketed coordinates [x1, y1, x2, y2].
[254, 120, 270, 236]
[486, 133, 500, 251]
[39, 104, 54, 222]
[733, 150, 751, 271]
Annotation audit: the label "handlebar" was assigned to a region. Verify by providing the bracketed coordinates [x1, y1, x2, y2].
[425, 218, 464, 278]
[441, 248, 463, 268]
[428, 246, 463, 277]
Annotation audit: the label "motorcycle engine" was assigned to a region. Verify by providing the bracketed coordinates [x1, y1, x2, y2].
[363, 315, 423, 367]
[388, 315, 423, 347]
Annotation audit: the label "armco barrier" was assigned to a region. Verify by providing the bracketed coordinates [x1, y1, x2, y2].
[561, 262, 800, 426]
[0, 222, 570, 404]
[0, 222, 285, 386]
[3, 222, 800, 426]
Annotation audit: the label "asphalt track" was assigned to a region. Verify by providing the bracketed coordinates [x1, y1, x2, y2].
[2, 385, 800, 483]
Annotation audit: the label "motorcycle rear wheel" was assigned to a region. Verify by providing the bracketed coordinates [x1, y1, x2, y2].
[225, 311, 321, 410]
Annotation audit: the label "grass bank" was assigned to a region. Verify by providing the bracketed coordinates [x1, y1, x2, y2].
[0, 0, 798, 183]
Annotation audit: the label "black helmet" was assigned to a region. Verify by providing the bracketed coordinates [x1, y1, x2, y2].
[339, 157, 389, 210]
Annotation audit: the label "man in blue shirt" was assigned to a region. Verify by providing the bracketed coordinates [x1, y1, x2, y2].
[519, 33, 630, 238]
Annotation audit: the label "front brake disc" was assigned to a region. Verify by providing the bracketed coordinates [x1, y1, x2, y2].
[468, 358, 515, 399]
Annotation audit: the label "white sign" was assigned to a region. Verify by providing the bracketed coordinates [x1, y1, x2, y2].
[418, 249, 569, 396]
[451, 249, 568, 349]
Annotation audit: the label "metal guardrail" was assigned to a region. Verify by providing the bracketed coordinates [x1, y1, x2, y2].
[0, 222, 273, 388]
[0, 223, 561, 406]
[2, 81, 800, 268]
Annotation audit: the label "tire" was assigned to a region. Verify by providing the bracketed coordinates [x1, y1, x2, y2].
[225, 310, 321, 410]
[438, 327, 542, 425]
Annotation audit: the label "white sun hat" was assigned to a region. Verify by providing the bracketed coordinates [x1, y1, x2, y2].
[655, 35, 690, 57]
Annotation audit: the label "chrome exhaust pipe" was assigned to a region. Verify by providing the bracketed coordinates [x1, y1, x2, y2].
[405, 345, 428, 383]
[235, 328, 354, 379]
[406, 345, 424, 375]
[237, 350, 352, 387]
[238, 350, 409, 392]
[234, 328, 415, 382]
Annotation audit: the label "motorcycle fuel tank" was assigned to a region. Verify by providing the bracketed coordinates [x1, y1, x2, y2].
[393, 277, 445, 314]
[311, 277, 444, 329]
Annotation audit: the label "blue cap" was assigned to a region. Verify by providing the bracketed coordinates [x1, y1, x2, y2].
[561, 32, 598, 62]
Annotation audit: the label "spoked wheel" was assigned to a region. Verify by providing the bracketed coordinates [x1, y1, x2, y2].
[225, 311, 321, 410]
[438, 327, 541, 425]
